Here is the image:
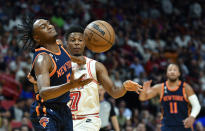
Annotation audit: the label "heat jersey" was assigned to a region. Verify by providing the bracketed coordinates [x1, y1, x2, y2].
[68, 57, 100, 118]
[160, 81, 191, 126]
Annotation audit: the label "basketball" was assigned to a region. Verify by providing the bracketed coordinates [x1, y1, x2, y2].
[83, 20, 115, 53]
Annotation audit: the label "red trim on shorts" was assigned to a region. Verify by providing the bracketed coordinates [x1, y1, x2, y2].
[72, 113, 99, 120]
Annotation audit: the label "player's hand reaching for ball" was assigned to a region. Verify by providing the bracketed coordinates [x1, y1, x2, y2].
[69, 70, 93, 88]
[123, 80, 143, 94]
[183, 116, 195, 128]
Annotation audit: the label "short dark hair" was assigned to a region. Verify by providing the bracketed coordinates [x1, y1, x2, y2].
[18, 17, 36, 50]
[65, 26, 84, 41]
[166, 63, 181, 73]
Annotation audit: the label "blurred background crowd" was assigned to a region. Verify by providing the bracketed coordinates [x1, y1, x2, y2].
[0, 0, 205, 130]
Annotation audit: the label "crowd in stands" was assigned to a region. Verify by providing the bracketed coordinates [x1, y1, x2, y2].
[0, 0, 205, 130]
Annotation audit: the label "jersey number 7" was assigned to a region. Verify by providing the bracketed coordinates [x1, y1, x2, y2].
[70, 91, 81, 111]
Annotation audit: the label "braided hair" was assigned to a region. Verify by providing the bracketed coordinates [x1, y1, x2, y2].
[18, 17, 37, 51]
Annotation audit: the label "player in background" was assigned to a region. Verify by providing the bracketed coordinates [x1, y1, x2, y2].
[139, 63, 201, 131]
[19, 18, 93, 131]
[99, 86, 120, 131]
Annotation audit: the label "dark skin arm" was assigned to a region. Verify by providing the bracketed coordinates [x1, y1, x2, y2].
[183, 83, 196, 128]
[139, 80, 162, 101]
[34, 54, 92, 101]
[96, 62, 142, 99]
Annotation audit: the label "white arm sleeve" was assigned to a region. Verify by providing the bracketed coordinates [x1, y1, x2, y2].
[188, 94, 201, 118]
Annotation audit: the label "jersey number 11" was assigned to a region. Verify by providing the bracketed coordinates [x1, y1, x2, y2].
[169, 102, 178, 114]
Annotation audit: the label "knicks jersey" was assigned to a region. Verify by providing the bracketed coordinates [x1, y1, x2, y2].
[160, 81, 191, 126]
[68, 57, 100, 118]
[31, 44, 72, 104]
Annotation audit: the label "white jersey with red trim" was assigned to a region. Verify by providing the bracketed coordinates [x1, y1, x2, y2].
[68, 57, 100, 118]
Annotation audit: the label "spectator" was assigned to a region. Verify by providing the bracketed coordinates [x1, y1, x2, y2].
[117, 107, 127, 129]
[99, 86, 120, 131]
[9, 99, 25, 122]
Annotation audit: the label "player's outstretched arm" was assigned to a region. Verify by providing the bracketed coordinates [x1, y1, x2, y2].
[96, 62, 142, 98]
[34, 54, 93, 101]
[139, 80, 162, 101]
[183, 83, 201, 128]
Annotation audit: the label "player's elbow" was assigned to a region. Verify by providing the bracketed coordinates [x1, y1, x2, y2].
[39, 89, 49, 101]
[110, 94, 119, 99]
[198, 103, 201, 111]
[110, 93, 122, 99]
[139, 96, 147, 101]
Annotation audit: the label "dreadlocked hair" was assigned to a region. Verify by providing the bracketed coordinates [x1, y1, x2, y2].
[18, 17, 37, 51]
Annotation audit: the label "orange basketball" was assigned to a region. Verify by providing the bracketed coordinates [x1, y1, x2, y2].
[83, 20, 115, 53]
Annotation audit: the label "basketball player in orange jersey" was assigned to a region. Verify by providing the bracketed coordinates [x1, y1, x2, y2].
[19, 18, 93, 131]
[139, 64, 201, 131]
[64, 26, 143, 131]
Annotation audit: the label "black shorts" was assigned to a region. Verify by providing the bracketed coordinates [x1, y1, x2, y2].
[30, 102, 73, 131]
[161, 125, 192, 131]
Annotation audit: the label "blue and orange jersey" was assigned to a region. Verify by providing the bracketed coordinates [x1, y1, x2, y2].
[31, 43, 72, 104]
[160, 81, 191, 126]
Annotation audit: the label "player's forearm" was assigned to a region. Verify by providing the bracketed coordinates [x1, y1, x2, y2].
[110, 85, 127, 99]
[139, 91, 149, 101]
[39, 82, 75, 101]
[111, 116, 120, 131]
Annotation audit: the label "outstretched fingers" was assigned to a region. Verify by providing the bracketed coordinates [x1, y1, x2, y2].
[76, 73, 93, 86]
[123, 80, 143, 93]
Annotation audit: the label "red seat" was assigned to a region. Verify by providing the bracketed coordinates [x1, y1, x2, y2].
[0, 100, 15, 110]
[0, 73, 22, 100]
[11, 120, 22, 129]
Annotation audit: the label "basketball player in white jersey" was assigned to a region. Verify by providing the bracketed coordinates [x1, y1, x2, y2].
[64, 26, 142, 131]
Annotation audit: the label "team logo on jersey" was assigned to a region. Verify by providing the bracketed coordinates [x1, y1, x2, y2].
[86, 119, 92, 123]
[39, 117, 49, 128]
[55, 57, 59, 62]
[49, 53, 53, 58]
[164, 85, 168, 94]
